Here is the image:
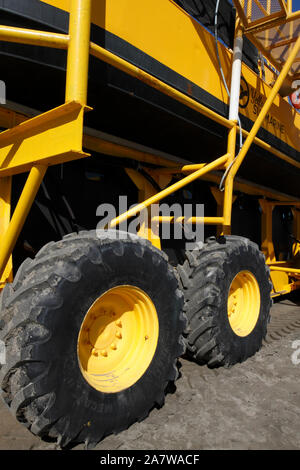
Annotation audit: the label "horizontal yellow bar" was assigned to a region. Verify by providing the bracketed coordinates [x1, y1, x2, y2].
[83, 134, 179, 168]
[90, 42, 235, 130]
[262, 201, 300, 206]
[269, 266, 300, 274]
[110, 154, 229, 228]
[153, 216, 224, 225]
[152, 164, 208, 175]
[0, 25, 69, 49]
[0, 102, 89, 176]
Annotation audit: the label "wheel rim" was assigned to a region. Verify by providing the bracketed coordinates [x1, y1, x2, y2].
[227, 270, 260, 337]
[77, 285, 159, 393]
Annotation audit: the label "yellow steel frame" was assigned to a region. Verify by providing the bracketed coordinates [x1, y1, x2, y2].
[0, 0, 299, 295]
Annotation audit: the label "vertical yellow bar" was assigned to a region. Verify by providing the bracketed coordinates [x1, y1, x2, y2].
[65, 0, 92, 104]
[222, 124, 237, 235]
[286, 0, 292, 14]
[0, 166, 47, 281]
[259, 200, 276, 263]
[247, 0, 252, 21]
[292, 208, 300, 257]
[0, 177, 13, 286]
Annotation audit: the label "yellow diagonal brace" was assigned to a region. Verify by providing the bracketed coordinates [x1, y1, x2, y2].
[110, 154, 229, 229]
[0, 166, 47, 281]
[229, 34, 300, 180]
[0, 176, 12, 287]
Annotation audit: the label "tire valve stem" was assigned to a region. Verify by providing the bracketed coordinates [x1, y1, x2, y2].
[145, 335, 149, 341]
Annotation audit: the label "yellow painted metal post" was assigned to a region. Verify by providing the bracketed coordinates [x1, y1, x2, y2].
[0, 166, 47, 281]
[223, 124, 237, 235]
[125, 169, 161, 249]
[259, 200, 276, 263]
[292, 208, 300, 257]
[0, 177, 13, 287]
[65, 0, 92, 104]
[222, 19, 243, 236]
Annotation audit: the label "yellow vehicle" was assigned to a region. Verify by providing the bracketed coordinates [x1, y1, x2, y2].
[0, 0, 299, 448]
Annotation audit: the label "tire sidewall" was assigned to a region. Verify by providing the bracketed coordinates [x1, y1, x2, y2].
[213, 242, 270, 360]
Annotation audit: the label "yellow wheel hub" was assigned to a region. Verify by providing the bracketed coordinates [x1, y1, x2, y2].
[77, 285, 159, 393]
[227, 270, 260, 337]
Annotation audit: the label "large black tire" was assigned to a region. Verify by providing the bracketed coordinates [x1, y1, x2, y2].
[177, 236, 272, 368]
[0, 230, 185, 448]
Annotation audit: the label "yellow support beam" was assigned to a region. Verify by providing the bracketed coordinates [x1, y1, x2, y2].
[0, 102, 89, 176]
[0, 25, 69, 49]
[125, 169, 162, 249]
[259, 200, 276, 263]
[110, 154, 229, 229]
[65, 0, 92, 104]
[0, 166, 47, 280]
[0, 176, 12, 287]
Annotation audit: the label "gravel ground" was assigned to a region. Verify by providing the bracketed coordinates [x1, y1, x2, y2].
[0, 297, 300, 450]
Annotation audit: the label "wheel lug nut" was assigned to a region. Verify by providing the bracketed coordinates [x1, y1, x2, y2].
[110, 343, 117, 350]
[92, 348, 98, 357]
[116, 320, 122, 328]
[116, 331, 122, 339]
[100, 350, 108, 357]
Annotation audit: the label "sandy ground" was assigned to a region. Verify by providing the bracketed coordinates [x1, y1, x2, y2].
[0, 297, 300, 450]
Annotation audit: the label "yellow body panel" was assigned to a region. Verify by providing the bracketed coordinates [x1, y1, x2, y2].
[41, 0, 300, 153]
